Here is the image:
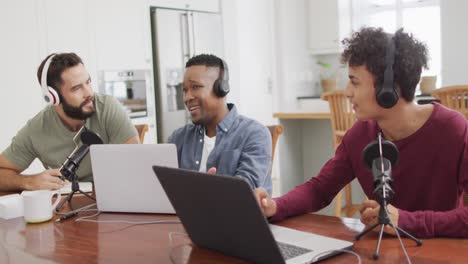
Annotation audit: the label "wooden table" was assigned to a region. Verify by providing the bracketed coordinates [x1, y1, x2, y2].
[1, 194, 467, 264]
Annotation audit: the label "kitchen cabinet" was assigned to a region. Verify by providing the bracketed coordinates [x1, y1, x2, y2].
[148, 0, 219, 13]
[308, 0, 351, 54]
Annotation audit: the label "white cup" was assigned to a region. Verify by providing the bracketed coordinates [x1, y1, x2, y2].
[22, 190, 61, 223]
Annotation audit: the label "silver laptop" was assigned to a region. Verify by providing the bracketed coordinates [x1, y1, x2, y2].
[153, 166, 353, 264]
[90, 144, 178, 214]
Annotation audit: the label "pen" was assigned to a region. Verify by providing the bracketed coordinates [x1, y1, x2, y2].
[55, 211, 79, 222]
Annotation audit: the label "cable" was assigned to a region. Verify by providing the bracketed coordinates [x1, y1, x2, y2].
[73, 210, 181, 234]
[311, 249, 361, 263]
[168, 232, 191, 264]
[56, 203, 97, 215]
[75, 213, 181, 225]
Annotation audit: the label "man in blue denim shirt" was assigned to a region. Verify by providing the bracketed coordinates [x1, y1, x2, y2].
[168, 54, 272, 194]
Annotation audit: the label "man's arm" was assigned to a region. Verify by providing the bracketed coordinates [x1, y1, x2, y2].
[0, 154, 64, 191]
[398, 206, 468, 238]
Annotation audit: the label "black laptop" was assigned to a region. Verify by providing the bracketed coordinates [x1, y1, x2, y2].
[152, 165, 353, 264]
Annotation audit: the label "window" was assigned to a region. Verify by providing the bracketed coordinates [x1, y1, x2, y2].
[351, 0, 441, 91]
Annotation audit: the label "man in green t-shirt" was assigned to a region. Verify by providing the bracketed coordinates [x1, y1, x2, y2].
[0, 53, 138, 191]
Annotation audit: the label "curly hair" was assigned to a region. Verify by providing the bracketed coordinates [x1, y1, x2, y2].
[341, 27, 428, 102]
[37, 53, 83, 92]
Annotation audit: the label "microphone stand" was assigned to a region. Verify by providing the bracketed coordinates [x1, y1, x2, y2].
[355, 198, 422, 259]
[55, 169, 95, 212]
[356, 133, 422, 259]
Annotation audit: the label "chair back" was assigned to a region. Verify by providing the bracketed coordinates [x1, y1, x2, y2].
[267, 125, 284, 164]
[322, 90, 360, 217]
[431, 85, 468, 118]
[322, 90, 356, 147]
[135, 124, 149, 143]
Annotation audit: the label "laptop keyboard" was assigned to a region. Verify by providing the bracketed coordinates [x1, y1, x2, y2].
[276, 241, 313, 260]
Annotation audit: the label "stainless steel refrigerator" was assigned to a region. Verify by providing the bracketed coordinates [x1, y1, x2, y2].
[150, 7, 224, 143]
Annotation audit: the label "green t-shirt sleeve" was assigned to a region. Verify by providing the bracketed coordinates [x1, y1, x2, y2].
[102, 96, 138, 143]
[2, 120, 37, 170]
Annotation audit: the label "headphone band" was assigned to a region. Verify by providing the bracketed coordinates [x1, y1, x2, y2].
[376, 34, 399, 108]
[41, 54, 56, 93]
[220, 58, 229, 81]
[383, 35, 395, 87]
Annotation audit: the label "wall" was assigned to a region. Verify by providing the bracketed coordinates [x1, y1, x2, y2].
[440, 0, 468, 86]
[220, 0, 275, 125]
[273, 0, 319, 113]
[0, 1, 44, 151]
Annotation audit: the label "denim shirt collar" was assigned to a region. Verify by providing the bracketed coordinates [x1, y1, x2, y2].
[197, 103, 237, 135]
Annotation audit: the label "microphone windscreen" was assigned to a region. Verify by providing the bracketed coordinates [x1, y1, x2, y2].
[81, 131, 103, 145]
[362, 139, 399, 168]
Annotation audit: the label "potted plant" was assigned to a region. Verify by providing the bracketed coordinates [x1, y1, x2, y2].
[317, 61, 339, 93]
[419, 75, 437, 95]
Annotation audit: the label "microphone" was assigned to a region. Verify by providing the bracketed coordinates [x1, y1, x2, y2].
[361, 132, 399, 202]
[61, 130, 103, 181]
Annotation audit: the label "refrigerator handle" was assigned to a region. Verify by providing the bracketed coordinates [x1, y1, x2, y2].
[180, 12, 191, 62]
[188, 11, 196, 57]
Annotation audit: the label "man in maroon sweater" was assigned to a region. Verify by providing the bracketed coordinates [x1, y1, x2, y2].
[255, 27, 468, 238]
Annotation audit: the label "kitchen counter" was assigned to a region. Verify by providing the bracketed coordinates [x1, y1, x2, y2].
[273, 112, 331, 119]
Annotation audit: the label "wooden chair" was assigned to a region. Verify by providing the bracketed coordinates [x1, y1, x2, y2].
[134, 124, 149, 143]
[322, 90, 360, 217]
[267, 125, 284, 165]
[431, 86, 468, 205]
[431, 85, 468, 119]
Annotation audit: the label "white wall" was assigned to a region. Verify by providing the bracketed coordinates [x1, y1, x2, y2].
[440, 0, 468, 86]
[221, 0, 275, 125]
[0, 1, 44, 150]
[273, 0, 316, 113]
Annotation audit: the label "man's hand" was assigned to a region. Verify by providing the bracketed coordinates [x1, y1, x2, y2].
[207, 167, 217, 174]
[23, 169, 65, 190]
[359, 200, 399, 235]
[253, 188, 277, 218]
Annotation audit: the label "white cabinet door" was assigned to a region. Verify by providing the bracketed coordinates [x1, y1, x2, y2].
[148, 0, 219, 13]
[92, 0, 150, 70]
[308, 0, 351, 54]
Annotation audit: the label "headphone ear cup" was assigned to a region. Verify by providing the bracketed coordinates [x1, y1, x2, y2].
[213, 79, 229, 97]
[218, 80, 229, 97]
[376, 84, 398, 108]
[47, 87, 60, 105]
[213, 79, 222, 97]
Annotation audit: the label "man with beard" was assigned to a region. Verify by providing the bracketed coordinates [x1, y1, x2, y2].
[168, 54, 273, 194]
[0, 53, 138, 191]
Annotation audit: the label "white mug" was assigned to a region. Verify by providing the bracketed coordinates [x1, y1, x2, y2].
[22, 190, 61, 223]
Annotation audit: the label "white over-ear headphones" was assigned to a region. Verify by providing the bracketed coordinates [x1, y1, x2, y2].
[41, 54, 60, 105]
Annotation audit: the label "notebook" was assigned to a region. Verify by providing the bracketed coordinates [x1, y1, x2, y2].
[152, 165, 354, 264]
[59, 182, 93, 194]
[90, 144, 178, 213]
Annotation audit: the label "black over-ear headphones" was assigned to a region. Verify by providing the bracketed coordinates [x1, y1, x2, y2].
[376, 35, 399, 108]
[213, 58, 230, 97]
